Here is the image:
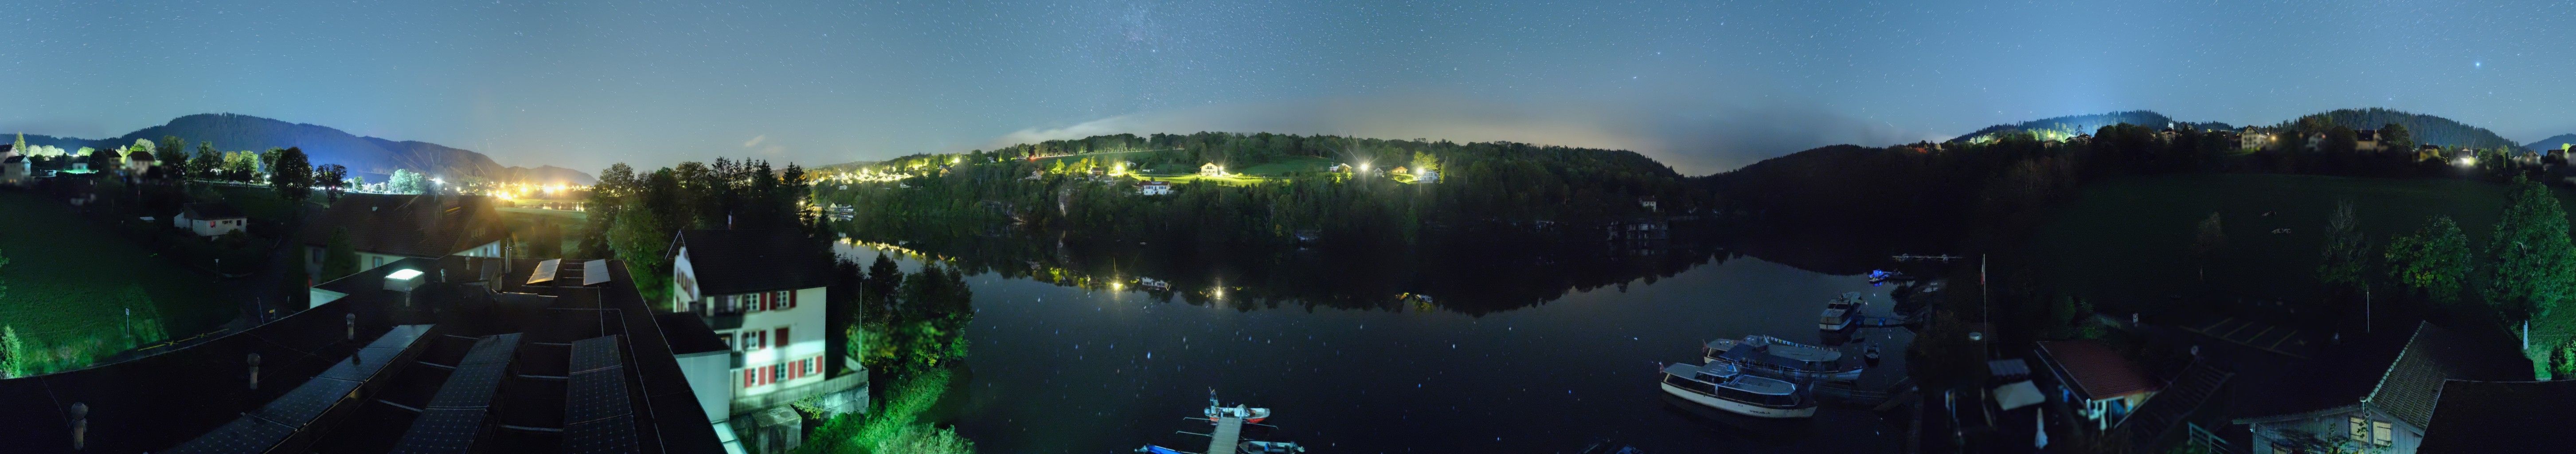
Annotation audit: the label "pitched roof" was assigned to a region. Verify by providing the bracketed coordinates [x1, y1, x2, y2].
[2036, 340, 2160, 401]
[182, 202, 246, 220]
[675, 228, 834, 295]
[2359, 322, 2533, 428]
[300, 193, 509, 258]
[2418, 379, 2576, 453]
[2235, 322, 2530, 427]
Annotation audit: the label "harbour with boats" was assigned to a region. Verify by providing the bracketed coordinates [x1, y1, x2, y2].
[839, 240, 1934, 453]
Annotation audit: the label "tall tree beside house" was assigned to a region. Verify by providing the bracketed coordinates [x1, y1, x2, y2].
[2479, 176, 2576, 325]
[321, 227, 360, 283]
[2380, 123, 2413, 152]
[2385, 215, 2471, 305]
[190, 141, 222, 180]
[155, 141, 189, 180]
[2191, 212, 2226, 282]
[314, 164, 349, 203]
[11, 133, 23, 155]
[271, 147, 313, 207]
[2319, 199, 2371, 293]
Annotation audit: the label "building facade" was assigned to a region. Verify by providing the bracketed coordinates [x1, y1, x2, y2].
[668, 228, 862, 421]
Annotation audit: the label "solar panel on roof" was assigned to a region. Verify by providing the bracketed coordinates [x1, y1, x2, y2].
[569, 335, 623, 374]
[390, 407, 490, 454]
[427, 362, 509, 409]
[164, 416, 297, 454]
[528, 258, 563, 285]
[457, 333, 523, 365]
[252, 376, 362, 423]
[562, 413, 640, 454]
[582, 259, 611, 286]
[565, 366, 633, 423]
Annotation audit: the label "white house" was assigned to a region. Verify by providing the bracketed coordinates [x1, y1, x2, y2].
[1414, 167, 1439, 183]
[173, 202, 249, 237]
[2356, 129, 2383, 152]
[1138, 180, 1173, 196]
[1198, 162, 1224, 177]
[300, 193, 511, 279]
[2232, 322, 2531, 454]
[668, 228, 860, 417]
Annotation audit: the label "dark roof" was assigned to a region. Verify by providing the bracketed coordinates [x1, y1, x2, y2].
[2358, 322, 2532, 428]
[301, 193, 509, 258]
[655, 313, 729, 355]
[2036, 340, 2159, 401]
[4, 155, 22, 164]
[2418, 379, 2576, 453]
[183, 202, 247, 220]
[674, 228, 835, 295]
[129, 152, 155, 162]
[2235, 322, 2530, 427]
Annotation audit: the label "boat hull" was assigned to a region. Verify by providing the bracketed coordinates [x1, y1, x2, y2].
[1818, 319, 1854, 331]
[1659, 383, 1817, 419]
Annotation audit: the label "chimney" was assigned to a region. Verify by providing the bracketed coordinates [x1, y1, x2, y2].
[246, 353, 262, 390]
[385, 268, 425, 307]
[68, 402, 87, 451]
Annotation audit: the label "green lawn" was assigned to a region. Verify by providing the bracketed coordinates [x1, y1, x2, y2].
[2033, 173, 2576, 309]
[1233, 155, 1335, 176]
[0, 192, 231, 372]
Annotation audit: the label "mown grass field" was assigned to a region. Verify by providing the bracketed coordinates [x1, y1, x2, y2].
[0, 192, 232, 370]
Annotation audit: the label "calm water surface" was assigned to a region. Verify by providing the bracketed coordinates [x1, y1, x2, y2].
[842, 243, 1916, 453]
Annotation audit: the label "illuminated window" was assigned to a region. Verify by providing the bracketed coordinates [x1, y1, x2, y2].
[2349, 416, 2369, 443]
[2372, 421, 2392, 446]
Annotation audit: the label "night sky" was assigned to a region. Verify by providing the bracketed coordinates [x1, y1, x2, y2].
[4, 0, 2572, 175]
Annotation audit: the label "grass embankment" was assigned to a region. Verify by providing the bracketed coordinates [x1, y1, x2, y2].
[2034, 173, 2565, 305]
[2032, 173, 2576, 364]
[795, 369, 972, 454]
[0, 192, 229, 375]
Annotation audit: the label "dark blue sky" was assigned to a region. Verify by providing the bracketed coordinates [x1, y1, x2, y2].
[4, 0, 2571, 174]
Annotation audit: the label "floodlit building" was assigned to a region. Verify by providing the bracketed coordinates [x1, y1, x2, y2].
[173, 202, 249, 237]
[1199, 162, 1224, 176]
[667, 228, 865, 454]
[1138, 180, 1173, 196]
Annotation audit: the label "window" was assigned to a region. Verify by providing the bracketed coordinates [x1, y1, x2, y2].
[771, 364, 786, 382]
[2349, 417, 2368, 443]
[743, 369, 757, 388]
[2372, 421, 2392, 446]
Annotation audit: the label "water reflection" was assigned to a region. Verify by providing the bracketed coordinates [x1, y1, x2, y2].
[833, 227, 1735, 315]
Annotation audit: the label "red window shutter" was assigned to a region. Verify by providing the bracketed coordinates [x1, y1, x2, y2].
[775, 327, 789, 348]
[743, 369, 755, 387]
[785, 291, 795, 309]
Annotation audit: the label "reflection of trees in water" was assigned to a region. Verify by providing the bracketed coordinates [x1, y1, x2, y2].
[837, 225, 1731, 315]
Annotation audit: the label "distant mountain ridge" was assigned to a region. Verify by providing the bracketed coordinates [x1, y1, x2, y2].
[14, 113, 594, 185]
[2528, 134, 2576, 152]
[1951, 111, 2232, 144]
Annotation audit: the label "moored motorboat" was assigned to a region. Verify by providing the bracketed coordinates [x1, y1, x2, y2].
[1657, 361, 1817, 419]
[1704, 335, 1864, 382]
[1819, 292, 1863, 330]
[1243, 441, 1307, 453]
[1204, 389, 1270, 423]
[1704, 335, 1842, 364]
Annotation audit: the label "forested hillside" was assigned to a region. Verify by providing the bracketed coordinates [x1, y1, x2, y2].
[2283, 108, 2526, 150]
[822, 133, 1709, 247]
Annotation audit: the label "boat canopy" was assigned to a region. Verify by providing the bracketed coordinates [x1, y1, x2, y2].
[1717, 373, 1798, 395]
[1663, 362, 1739, 381]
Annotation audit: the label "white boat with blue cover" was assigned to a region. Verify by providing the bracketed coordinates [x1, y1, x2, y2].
[1658, 361, 1817, 418]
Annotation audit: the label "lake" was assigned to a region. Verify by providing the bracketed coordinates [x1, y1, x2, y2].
[837, 238, 1921, 453]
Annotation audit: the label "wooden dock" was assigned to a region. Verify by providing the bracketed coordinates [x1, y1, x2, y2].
[1207, 416, 1244, 454]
